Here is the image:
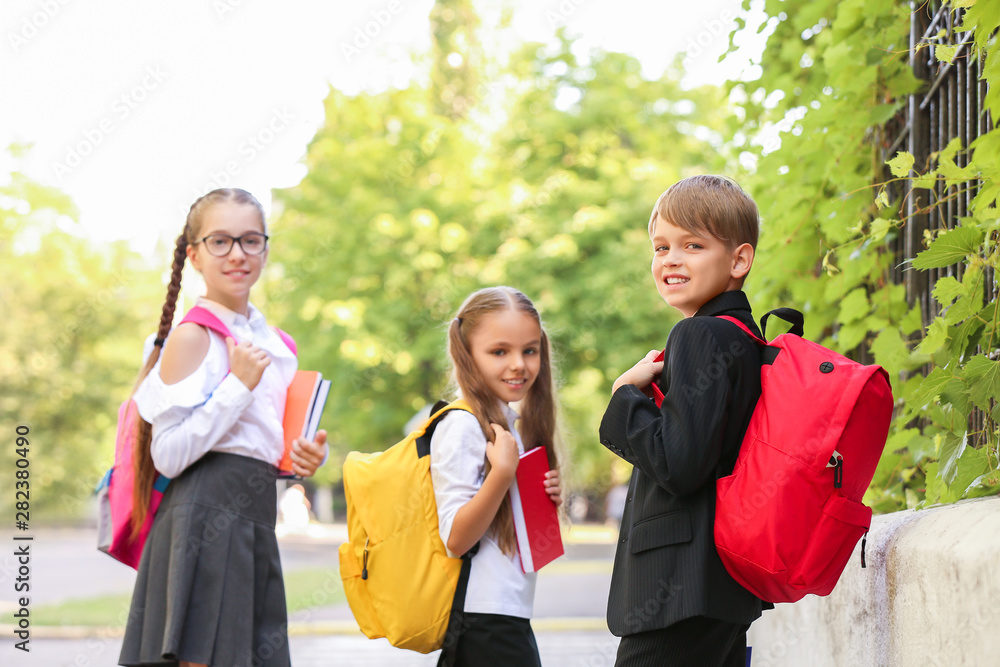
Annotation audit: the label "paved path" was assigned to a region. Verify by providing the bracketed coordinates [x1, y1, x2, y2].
[29, 630, 621, 666]
[2, 526, 621, 666]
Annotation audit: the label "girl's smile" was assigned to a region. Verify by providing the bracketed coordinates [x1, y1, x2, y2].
[187, 202, 267, 314]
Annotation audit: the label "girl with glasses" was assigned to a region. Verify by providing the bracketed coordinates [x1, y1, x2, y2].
[119, 188, 328, 667]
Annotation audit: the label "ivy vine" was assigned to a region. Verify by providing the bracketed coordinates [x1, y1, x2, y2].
[730, 0, 1000, 511]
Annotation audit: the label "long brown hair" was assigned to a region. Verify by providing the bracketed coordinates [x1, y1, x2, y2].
[130, 188, 265, 537]
[446, 286, 559, 556]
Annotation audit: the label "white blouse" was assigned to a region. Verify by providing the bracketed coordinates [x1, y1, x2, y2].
[133, 297, 298, 479]
[430, 402, 537, 619]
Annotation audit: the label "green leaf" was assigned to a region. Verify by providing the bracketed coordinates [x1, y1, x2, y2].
[973, 181, 1000, 210]
[934, 44, 959, 65]
[923, 461, 949, 505]
[886, 151, 915, 177]
[901, 304, 925, 336]
[912, 226, 985, 269]
[937, 432, 968, 485]
[943, 266, 985, 325]
[938, 136, 963, 163]
[938, 156, 979, 184]
[874, 190, 890, 211]
[912, 171, 939, 189]
[931, 276, 963, 307]
[949, 311, 987, 358]
[871, 327, 910, 375]
[908, 366, 957, 408]
[838, 287, 870, 324]
[916, 317, 950, 355]
[870, 216, 891, 241]
[836, 319, 870, 351]
[951, 445, 991, 497]
[963, 354, 1000, 412]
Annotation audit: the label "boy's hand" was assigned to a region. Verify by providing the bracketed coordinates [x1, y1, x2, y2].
[226, 337, 271, 391]
[487, 423, 519, 484]
[291, 430, 328, 477]
[544, 469, 562, 506]
[612, 349, 664, 396]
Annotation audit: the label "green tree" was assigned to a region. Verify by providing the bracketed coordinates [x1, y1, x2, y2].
[0, 146, 162, 520]
[487, 36, 736, 490]
[267, 21, 735, 498]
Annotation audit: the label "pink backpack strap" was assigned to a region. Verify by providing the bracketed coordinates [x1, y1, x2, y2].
[273, 327, 297, 356]
[179, 306, 237, 342]
[717, 315, 767, 345]
[180, 306, 297, 356]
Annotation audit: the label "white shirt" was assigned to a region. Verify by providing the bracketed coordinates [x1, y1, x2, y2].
[133, 297, 298, 479]
[430, 402, 537, 618]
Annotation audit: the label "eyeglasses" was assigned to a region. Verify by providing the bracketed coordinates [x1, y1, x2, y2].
[195, 233, 269, 257]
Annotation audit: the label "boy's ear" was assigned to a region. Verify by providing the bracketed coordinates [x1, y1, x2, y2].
[730, 243, 755, 280]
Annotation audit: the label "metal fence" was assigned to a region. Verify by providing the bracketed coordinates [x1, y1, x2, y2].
[882, 1, 994, 428]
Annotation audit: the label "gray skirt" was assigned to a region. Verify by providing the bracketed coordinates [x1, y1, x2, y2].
[119, 452, 290, 667]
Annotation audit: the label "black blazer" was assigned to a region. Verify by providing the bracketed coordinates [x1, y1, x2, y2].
[599, 290, 766, 636]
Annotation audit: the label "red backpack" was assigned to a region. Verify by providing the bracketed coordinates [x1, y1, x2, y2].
[653, 308, 893, 603]
[97, 306, 297, 568]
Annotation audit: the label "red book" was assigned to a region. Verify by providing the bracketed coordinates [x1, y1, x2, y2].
[280, 370, 330, 473]
[508, 446, 564, 572]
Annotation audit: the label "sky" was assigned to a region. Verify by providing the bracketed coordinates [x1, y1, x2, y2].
[0, 0, 767, 259]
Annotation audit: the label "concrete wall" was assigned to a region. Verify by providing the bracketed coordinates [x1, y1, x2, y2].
[746, 496, 1000, 667]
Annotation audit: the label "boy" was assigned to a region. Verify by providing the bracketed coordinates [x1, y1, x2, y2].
[600, 175, 767, 666]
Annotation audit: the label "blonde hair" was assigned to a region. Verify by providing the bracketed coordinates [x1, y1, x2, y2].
[131, 188, 265, 537]
[446, 287, 559, 556]
[647, 175, 759, 250]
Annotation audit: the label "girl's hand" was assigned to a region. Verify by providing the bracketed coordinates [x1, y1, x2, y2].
[611, 349, 664, 397]
[487, 423, 519, 484]
[544, 469, 562, 507]
[226, 337, 271, 391]
[291, 430, 327, 478]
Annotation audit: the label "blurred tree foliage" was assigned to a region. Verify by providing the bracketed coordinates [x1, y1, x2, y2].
[0, 146, 162, 520]
[266, 11, 735, 497]
[6, 3, 744, 518]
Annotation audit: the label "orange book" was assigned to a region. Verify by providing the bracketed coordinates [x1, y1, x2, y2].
[280, 370, 330, 473]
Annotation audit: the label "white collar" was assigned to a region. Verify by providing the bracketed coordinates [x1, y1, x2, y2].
[501, 400, 521, 424]
[195, 296, 265, 330]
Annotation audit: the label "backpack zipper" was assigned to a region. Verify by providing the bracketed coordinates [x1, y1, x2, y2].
[362, 537, 369, 580]
[828, 454, 844, 489]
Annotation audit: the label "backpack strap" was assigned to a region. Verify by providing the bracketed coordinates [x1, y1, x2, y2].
[421, 397, 480, 659]
[716, 315, 767, 344]
[415, 399, 473, 458]
[180, 307, 298, 357]
[273, 327, 297, 356]
[760, 308, 804, 339]
[179, 306, 237, 342]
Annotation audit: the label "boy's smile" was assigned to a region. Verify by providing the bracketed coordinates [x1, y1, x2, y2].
[650, 216, 752, 318]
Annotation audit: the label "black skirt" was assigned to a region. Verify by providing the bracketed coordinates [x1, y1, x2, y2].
[119, 452, 290, 667]
[436, 613, 541, 667]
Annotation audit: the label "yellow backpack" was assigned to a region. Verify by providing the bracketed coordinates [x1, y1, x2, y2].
[338, 399, 476, 653]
